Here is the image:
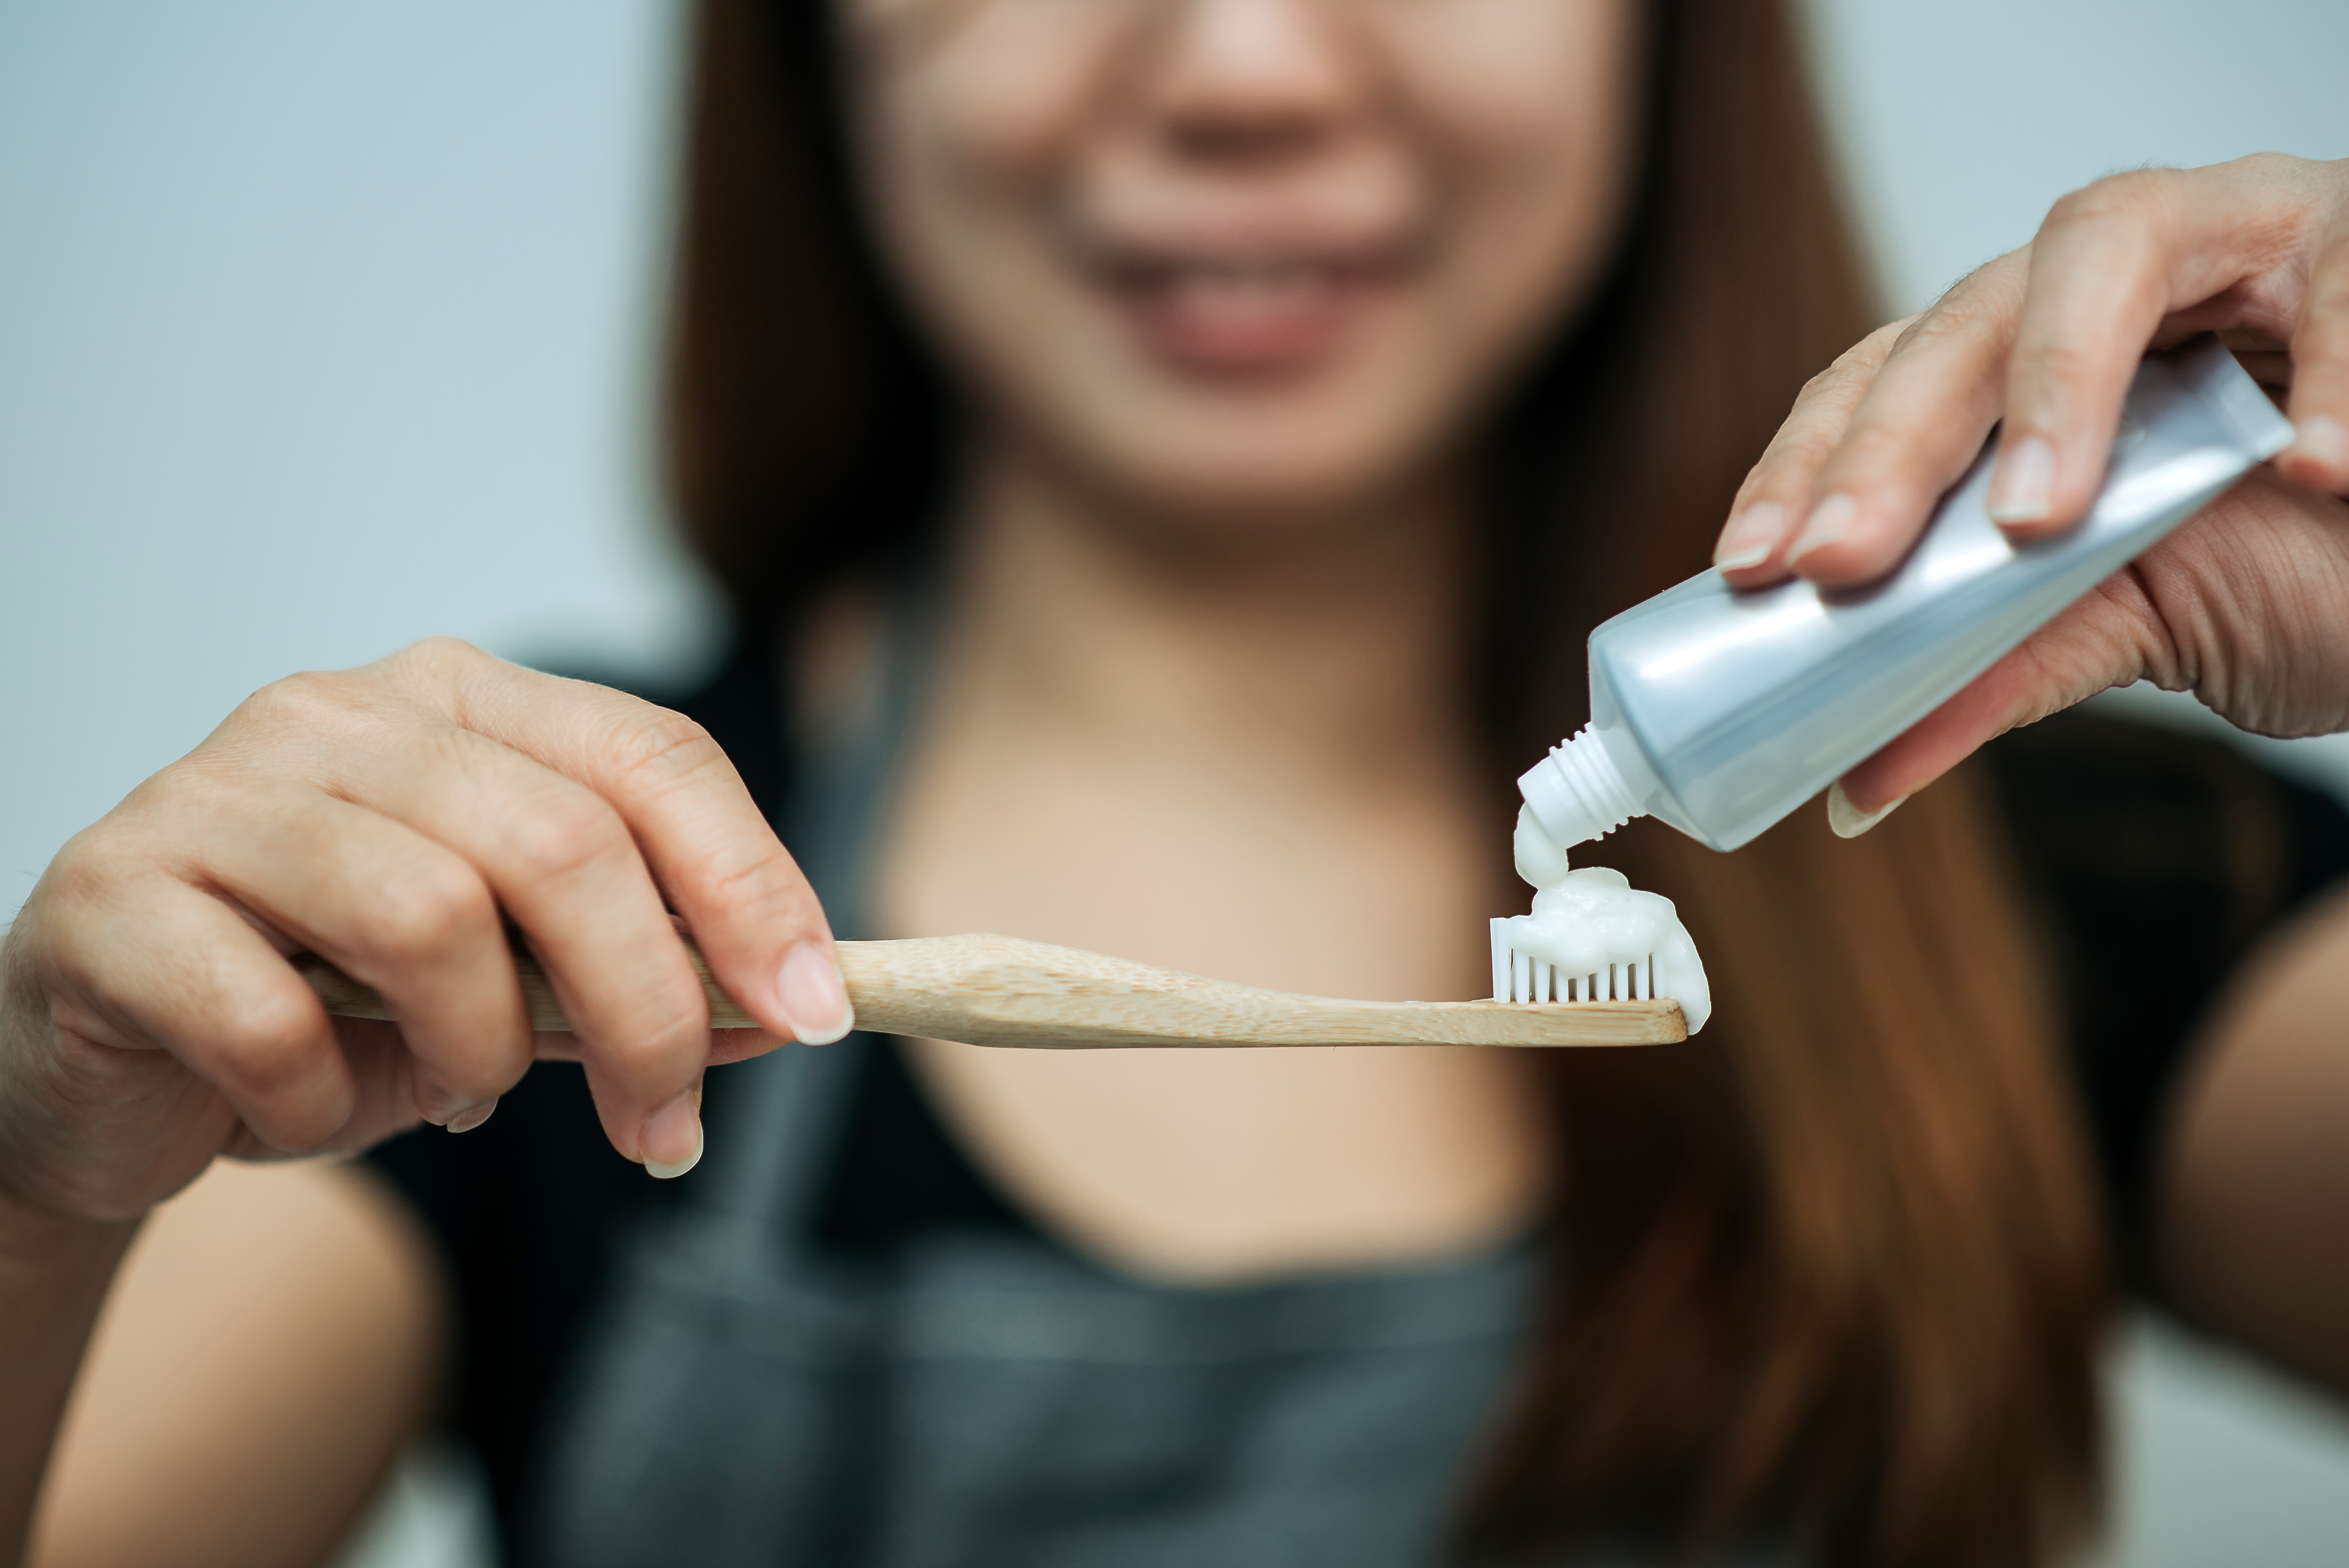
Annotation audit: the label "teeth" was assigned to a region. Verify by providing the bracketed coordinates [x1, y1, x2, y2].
[1160, 261, 1335, 305]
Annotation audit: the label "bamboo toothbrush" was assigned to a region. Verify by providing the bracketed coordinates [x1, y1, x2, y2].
[298, 932, 1685, 1049]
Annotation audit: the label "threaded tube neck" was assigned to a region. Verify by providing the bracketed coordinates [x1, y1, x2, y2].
[1517, 724, 1649, 849]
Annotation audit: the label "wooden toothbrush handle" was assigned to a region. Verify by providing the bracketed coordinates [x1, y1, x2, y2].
[831, 935, 1681, 1047]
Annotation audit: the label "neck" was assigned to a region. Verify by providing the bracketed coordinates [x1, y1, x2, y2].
[939, 437, 1483, 797]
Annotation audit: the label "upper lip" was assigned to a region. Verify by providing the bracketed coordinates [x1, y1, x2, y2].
[1065, 160, 1427, 287]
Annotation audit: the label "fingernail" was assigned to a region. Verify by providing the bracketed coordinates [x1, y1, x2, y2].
[642, 1091, 704, 1179]
[2286, 415, 2349, 481]
[1987, 434, 2055, 525]
[1826, 779, 1909, 838]
[1713, 501, 1788, 573]
[1786, 493, 1857, 566]
[778, 941, 855, 1045]
[445, 1099, 499, 1134]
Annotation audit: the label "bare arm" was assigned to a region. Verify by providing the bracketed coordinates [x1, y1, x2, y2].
[0, 1207, 134, 1568]
[25, 1159, 441, 1568]
[2159, 882, 2349, 1398]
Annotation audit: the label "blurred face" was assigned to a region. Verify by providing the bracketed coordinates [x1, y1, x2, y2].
[842, 0, 1643, 526]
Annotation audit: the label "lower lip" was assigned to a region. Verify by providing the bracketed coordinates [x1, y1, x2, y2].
[1109, 267, 1384, 375]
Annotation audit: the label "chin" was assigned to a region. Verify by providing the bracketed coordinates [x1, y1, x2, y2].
[1041, 359, 1471, 534]
[1096, 409, 1456, 536]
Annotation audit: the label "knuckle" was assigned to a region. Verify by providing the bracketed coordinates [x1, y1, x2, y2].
[1771, 328, 1916, 463]
[643, 984, 712, 1052]
[373, 637, 493, 702]
[1796, 364, 1841, 402]
[37, 826, 128, 914]
[502, 788, 631, 888]
[2043, 169, 2170, 235]
[1849, 314, 1913, 363]
[602, 708, 729, 804]
[363, 858, 493, 964]
[236, 668, 351, 731]
[1891, 299, 1985, 357]
[701, 842, 817, 925]
[128, 750, 247, 821]
[213, 986, 325, 1095]
[598, 988, 711, 1083]
[1920, 252, 2027, 329]
[2010, 336, 2106, 389]
[1805, 320, 1906, 395]
[395, 635, 488, 672]
[2232, 149, 2301, 183]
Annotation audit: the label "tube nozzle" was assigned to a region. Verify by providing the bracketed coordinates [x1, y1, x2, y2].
[1518, 724, 1651, 850]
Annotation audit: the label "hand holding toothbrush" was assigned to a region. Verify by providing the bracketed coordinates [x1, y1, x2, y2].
[0, 639, 854, 1229]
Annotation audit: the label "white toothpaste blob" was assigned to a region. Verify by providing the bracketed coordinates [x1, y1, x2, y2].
[1497, 805, 1712, 1032]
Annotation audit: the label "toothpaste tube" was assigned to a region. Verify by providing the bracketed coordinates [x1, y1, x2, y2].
[1520, 335, 2297, 853]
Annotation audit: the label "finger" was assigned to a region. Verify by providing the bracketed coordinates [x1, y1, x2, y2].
[410, 642, 852, 1047]
[2280, 222, 2349, 493]
[525, 1030, 787, 1069]
[38, 859, 354, 1152]
[197, 781, 532, 1129]
[1713, 317, 1912, 588]
[1988, 160, 2323, 535]
[704, 1028, 789, 1067]
[281, 688, 712, 1170]
[221, 1019, 426, 1160]
[1783, 253, 2031, 587]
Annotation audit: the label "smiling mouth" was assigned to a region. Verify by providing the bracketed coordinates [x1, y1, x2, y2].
[1100, 253, 1405, 375]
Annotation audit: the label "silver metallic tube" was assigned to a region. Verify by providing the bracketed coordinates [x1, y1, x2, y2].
[1520, 335, 2297, 853]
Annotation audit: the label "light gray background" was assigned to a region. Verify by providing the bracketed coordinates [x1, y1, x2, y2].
[4, 3, 2347, 1565]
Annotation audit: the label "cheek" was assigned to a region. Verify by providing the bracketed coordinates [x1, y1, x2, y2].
[854, 1, 1133, 223]
[849, 0, 1145, 405]
[1384, 0, 1642, 351]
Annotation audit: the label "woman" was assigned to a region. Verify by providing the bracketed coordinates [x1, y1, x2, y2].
[6, 0, 2349, 1564]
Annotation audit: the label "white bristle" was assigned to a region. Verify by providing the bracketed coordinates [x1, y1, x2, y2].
[1492, 934, 1658, 1005]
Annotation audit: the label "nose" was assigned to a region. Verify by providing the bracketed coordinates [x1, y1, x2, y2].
[1140, 0, 1376, 166]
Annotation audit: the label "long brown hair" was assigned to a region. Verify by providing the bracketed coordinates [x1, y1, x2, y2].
[667, 2, 2108, 1562]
